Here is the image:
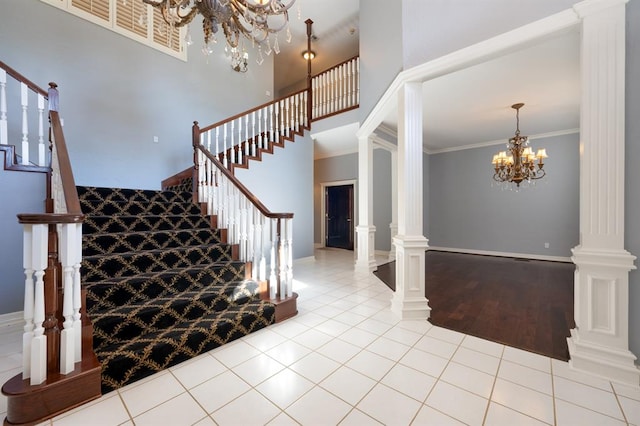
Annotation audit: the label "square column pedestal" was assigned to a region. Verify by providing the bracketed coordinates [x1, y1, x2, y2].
[391, 235, 431, 320]
[569, 247, 639, 385]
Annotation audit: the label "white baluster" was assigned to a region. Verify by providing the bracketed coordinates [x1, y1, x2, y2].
[279, 219, 286, 298]
[21, 83, 29, 165]
[269, 219, 277, 299]
[223, 123, 228, 168]
[252, 209, 260, 280]
[214, 127, 219, 156]
[244, 114, 250, 157]
[339, 65, 345, 111]
[321, 74, 326, 117]
[205, 129, 211, 151]
[287, 219, 293, 298]
[231, 119, 237, 166]
[22, 225, 35, 380]
[285, 98, 291, 138]
[259, 215, 266, 281]
[257, 108, 263, 151]
[268, 104, 273, 145]
[311, 77, 316, 120]
[356, 57, 360, 105]
[59, 223, 76, 374]
[303, 91, 308, 127]
[251, 111, 256, 156]
[0, 69, 6, 145]
[274, 103, 280, 143]
[72, 222, 83, 362]
[29, 223, 48, 385]
[235, 118, 242, 165]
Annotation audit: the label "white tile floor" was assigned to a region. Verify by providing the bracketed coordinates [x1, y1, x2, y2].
[2, 248, 640, 425]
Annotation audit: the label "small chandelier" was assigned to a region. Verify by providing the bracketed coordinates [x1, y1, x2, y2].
[142, 0, 295, 66]
[492, 103, 548, 188]
[227, 45, 249, 72]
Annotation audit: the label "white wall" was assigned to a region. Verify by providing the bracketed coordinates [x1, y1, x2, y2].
[401, 0, 576, 69]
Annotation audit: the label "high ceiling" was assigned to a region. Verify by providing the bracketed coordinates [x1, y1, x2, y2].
[274, 2, 581, 158]
[273, 0, 360, 95]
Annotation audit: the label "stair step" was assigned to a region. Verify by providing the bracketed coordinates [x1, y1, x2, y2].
[82, 244, 234, 282]
[96, 301, 275, 393]
[80, 197, 202, 216]
[82, 228, 224, 256]
[91, 280, 261, 351]
[77, 186, 192, 204]
[82, 214, 213, 234]
[85, 263, 249, 315]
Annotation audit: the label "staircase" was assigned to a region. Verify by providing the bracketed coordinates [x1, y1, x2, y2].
[2, 54, 359, 424]
[77, 182, 276, 393]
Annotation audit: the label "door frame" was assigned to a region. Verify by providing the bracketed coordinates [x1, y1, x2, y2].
[320, 179, 357, 249]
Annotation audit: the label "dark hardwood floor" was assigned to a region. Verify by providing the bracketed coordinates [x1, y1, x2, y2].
[373, 251, 575, 360]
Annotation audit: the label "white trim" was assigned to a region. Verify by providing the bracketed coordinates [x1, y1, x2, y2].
[314, 147, 359, 160]
[428, 246, 572, 263]
[356, 9, 580, 138]
[371, 134, 398, 152]
[375, 250, 390, 257]
[425, 128, 580, 155]
[293, 256, 316, 264]
[0, 311, 23, 330]
[376, 123, 398, 139]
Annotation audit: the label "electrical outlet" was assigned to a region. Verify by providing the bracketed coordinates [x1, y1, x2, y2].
[153, 136, 159, 143]
[544, 242, 550, 249]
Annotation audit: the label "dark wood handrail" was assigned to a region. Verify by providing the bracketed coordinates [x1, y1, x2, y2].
[49, 111, 82, 215]
[193, 121, 292, 220]
[312, 55, 359, 80]
[0, 60, 49, 98]
[17, 213, 84, 224]
[197, 144, 293, 219]
[199, 88, 309, 134]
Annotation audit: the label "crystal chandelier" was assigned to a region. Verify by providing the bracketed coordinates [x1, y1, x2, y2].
[143, 0, 295, 66]
[492, 103, 548, 188]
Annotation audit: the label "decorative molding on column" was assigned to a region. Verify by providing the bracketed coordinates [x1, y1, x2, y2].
[355, 225, 377, 272]
[568, 0, 639, 385]
[391, 235, 430, 320]
[569, 248, 638, 385]
[388, 222, 398, 261]
[355, 134, 376, 273]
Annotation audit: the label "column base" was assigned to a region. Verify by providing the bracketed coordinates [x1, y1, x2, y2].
[391, 235, 430, 320]
[355, 225, 377, 273]
[568, 329, 640, 386]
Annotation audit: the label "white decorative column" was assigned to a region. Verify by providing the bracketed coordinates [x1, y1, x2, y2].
[355, 134, 376, 272]
[389, 148, 398, 262]
[391, 82, 430, 320]
[568, 0, 639, 385]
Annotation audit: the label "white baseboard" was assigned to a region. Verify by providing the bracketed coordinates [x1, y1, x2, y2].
[313, 243, 324, 249]
[294, 256, 316, 264]
[427, 246, 572, 263]
[0, 311, 23, 331]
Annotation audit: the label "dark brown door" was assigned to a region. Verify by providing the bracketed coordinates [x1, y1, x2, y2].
[325, 184, 354, 250]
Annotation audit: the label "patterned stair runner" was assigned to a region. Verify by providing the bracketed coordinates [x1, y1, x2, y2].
[77, 184, 275, 393]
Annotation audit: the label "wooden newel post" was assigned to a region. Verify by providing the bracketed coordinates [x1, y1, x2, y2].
[305, 19, 313, 124]
[192, 121, 200, 202]
[44, 224, 60, 373]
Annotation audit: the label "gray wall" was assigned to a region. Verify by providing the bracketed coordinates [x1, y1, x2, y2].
[0, 0, 274, 190]
[0, 0, 274, 315]
[234, 133, 314, 260]
[428, 133, 579, 258]
[313, 150, 393, 252]
[359, 0, 403, 122]
[625, 0, 640, 363]
[401, 0, 576, 69]
[0, 169, 47, 314]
